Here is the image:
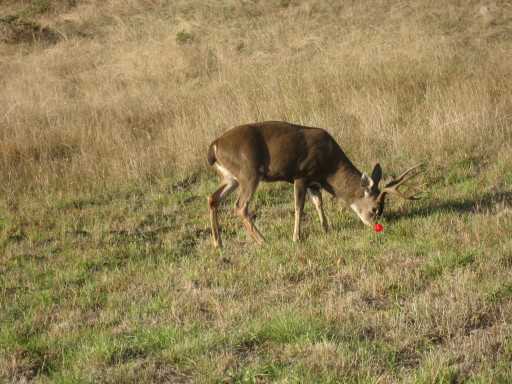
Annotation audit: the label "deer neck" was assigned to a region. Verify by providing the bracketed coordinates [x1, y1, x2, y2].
[325, 162, 363, 204]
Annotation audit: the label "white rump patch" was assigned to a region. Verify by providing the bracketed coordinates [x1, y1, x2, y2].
[215, 163, 238, 187]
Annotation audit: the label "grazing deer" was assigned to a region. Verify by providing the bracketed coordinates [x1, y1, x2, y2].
[207, 121, 423, 247]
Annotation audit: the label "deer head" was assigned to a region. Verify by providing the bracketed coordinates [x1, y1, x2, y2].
[350, 163, 425, 227]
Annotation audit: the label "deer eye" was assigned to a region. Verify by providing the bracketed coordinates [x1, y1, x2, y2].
[371, 207, 379, 214]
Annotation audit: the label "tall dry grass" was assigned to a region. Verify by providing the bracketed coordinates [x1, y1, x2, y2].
[1, 3, 511, 382]
[1, 0, 511, 193]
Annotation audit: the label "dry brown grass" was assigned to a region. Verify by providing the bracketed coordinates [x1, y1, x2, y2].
[1, 1, 511, 382]
[1, 0, 511, 194]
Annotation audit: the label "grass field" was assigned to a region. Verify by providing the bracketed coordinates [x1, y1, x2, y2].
[1, 0, 512, 382]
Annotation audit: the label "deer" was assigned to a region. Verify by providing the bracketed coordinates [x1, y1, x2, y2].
[207, 121, 424, 248]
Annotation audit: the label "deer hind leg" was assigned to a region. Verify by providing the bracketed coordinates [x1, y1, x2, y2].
[293, 179, 308, 242]
[234, 176, 265, 245]
[308, 187, 329, 233]
[208, 165, 239, 248]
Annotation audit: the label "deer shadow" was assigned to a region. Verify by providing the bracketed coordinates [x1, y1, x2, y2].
[387, 189, 512, 220]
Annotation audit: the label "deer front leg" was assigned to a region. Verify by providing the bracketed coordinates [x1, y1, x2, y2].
[308, 187, 329, 233]
[293, 179, 308, 242]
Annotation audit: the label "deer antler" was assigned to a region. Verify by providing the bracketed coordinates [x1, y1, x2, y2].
[378, 164, 425, 201]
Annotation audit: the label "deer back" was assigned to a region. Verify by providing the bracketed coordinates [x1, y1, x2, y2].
[209, 121, 352, 184]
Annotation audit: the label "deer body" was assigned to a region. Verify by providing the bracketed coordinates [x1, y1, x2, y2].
[207, 121, 422, 247]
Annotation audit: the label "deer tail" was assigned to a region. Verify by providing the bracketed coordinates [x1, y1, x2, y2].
[207, 142, 217, 166]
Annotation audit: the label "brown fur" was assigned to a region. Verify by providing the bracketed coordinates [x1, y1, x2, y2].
[206, 121, 419, 247]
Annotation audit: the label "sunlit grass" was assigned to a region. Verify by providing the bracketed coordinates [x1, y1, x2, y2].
[1, 0, 511, 382]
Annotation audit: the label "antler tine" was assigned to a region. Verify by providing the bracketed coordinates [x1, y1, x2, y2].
[379, 163, 425, 201]
[384, 188, 422, 201]
[394, 163, 423, 183]
[402, 182, 428, 192]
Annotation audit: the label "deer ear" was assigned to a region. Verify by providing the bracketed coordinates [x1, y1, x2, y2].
[360, 173, 374, 192]
[371, 163, 382, 186]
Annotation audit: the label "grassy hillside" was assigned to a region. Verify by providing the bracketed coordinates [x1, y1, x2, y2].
[1, 0, 511, 382]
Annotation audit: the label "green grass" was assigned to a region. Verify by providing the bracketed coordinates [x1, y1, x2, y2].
[1, 162, 511, 383]
[1, 0, 511, 382]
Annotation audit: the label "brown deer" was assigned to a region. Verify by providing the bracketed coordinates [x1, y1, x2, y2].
[207, 121, 423, 247]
